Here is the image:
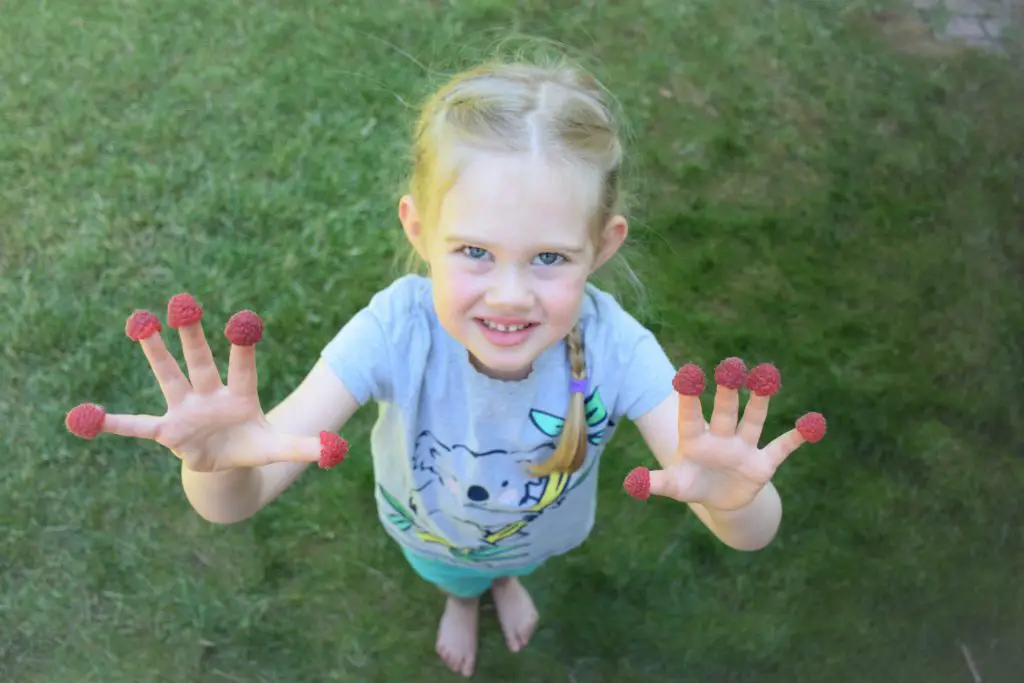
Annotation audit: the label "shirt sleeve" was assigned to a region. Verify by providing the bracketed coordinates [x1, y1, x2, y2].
[319, 275, 426, 405]
[585, 286, 677, 422]
[616, 326, 677, 421]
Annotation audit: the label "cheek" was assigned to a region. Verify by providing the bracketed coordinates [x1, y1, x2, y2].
[432, 260, 483, 315]
[536, 270, 588, 317]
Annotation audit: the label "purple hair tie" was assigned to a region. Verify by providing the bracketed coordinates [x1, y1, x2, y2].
[570, 377, 589, 394]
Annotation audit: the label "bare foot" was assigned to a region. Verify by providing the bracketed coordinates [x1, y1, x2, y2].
[436, 595, 479, 677]
[491, 577, 539, 653]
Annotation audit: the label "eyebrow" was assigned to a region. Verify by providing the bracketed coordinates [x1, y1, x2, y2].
[445, 235, 586, 254]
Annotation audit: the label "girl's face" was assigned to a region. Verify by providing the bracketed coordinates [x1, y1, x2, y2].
[400, 154, 627, 381]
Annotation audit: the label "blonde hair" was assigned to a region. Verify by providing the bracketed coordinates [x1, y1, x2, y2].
[405, 57, 625, 476]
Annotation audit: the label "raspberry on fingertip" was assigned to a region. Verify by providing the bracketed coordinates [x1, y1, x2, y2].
[672, 364, 706, 396]
[714, 357, 748, 389]
[623, 467, 651, 500]
[167, 293, 203, 329]
[796, 412, 827, 443]
[66, 403, 106, 440]
[224, 310, 264, 346]
[125, 310, 162, 341]
[747, 363, 782, 397]
[319, 431, 349, 469]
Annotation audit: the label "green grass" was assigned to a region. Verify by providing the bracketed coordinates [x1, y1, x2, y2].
[3, 0, 1023, 681]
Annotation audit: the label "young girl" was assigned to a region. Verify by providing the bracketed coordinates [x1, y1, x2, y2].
[66, 57, 825, 678]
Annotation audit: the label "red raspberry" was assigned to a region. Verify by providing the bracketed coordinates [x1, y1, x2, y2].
[796, 412, 827, 443]
[623, 467, 651, 500]
[125, 310, 162, 341]
[319, 432, 350, 469]
[672, 364, 706, 396]
[746, 363, 782, 397]
[714, 357, 748, 389]
[65, 403, 106, 439]
[167, 293, 203, 329]
[224, 310, 264, 346]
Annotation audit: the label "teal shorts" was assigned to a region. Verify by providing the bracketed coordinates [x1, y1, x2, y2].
[401, 547, 543, 598]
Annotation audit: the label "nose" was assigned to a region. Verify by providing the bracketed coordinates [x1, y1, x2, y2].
[486, 265, 533, 310]
[467, 485, 489, 502]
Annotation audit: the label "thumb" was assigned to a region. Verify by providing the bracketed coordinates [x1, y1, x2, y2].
[622, 467, 676, 501]
[261, 431, 350, 469]
[623, 465, 706, 502]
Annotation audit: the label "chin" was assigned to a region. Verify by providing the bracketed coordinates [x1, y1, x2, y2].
[467, 345, 540, 380]
[465, 326, 560, 380]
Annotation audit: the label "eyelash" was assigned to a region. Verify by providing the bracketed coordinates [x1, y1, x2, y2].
[457, 246, 568, 266]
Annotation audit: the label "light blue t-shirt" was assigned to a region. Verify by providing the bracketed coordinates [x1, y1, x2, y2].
[320, 275, 675, 570]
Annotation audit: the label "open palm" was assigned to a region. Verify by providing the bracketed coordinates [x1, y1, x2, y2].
[625, 358, 827, 511]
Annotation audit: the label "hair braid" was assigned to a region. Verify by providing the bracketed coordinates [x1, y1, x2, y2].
[530, 322, 589, 476]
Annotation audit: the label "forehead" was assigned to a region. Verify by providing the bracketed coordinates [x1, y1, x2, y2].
[437, 154, 596, 250]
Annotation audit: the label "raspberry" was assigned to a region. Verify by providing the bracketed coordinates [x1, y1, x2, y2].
[672, 364, 706, 396]
[65, 403, 106, 439]
[623, 467, 651, 500]
[319, 431, 349, 469]
[125, 310, 163, 341]
[746, 363, 782, 397]
[167, 293, 203, 329]
[714, 357, 748, 389]
[796, 412, 827, 443]
[224, 310, 264, 346]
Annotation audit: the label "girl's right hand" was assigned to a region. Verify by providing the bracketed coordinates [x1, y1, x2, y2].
[65, 293, 348, 472]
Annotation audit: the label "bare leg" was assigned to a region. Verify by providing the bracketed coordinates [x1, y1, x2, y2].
[490, 576, 539, 653]
[436, 593, 480, 677]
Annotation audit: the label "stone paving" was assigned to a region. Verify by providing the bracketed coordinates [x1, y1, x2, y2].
[913, 0, 1020, 51]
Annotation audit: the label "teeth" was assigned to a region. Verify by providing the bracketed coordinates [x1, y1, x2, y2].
[483, 320, 529, 332]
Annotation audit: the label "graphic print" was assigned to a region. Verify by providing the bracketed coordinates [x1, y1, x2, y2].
[379, 388, 615, 562]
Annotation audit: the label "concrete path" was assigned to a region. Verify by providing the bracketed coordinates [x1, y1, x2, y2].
[913, 0, 1019, 50]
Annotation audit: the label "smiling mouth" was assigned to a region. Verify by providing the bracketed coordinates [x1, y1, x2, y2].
[479, 319, 536, 332]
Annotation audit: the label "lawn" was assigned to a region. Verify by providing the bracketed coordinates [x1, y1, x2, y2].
[2, 0, 1022, 681]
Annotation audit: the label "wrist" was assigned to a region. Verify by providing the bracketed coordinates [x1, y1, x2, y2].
[690, 484, 782, 551]
[180, 462, 263, 524]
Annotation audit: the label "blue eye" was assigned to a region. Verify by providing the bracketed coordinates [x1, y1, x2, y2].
[535, 252, 565, 266]
[460, 246, 489, 260]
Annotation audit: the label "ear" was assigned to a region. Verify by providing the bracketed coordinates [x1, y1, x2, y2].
[591, 214, 629, 272]
[398, 195, 428, 261]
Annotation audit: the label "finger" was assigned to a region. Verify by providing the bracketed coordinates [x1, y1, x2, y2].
[125, 310, 191, 405]
[762, 412, 827, 468]
[736, 395, 770, 446]
[623, 465, 704, 503]
[224, 310, 264, 397]
[65, 403, 162, 441]
[252, 431, 349, 468]
[672, 364, 707, 442]
[167, 293, 223, 394]
[708, 357, 747, 438]
[102, 413, 163, 440]
[736, 363, 781, 446]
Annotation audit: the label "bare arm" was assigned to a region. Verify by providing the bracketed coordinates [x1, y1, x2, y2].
[180, 359, 362, 524]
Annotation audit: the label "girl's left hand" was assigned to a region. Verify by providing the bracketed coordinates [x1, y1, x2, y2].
[624, 358, 827, 512]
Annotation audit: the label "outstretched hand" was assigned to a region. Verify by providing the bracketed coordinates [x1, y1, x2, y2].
[624, 358, 826, 511]
[64, 293, 349, 472]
